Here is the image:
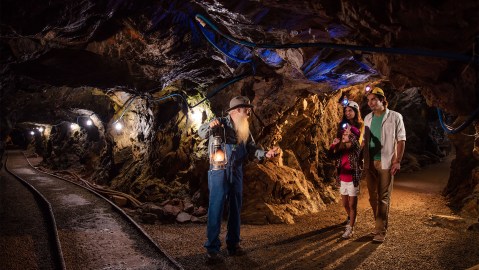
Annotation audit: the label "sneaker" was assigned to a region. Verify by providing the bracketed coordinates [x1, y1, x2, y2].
[206, 251, 223, 264]
[342, 225, 354, 239]
[227, 244, 246, 256]
[373, 233, 386, 243]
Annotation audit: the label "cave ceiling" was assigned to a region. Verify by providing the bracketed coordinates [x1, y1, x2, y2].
[0, 0, 478, 131]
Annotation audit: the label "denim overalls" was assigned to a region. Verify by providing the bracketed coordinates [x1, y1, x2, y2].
[204, 121, 248, 253]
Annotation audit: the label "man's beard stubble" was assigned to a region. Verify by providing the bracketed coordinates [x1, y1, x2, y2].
[234, 114, 250, 145]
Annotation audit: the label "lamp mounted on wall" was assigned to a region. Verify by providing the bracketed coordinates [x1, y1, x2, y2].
[115, 121, 123, 131]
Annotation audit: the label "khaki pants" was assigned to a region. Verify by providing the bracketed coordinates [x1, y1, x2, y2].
[365, 160, 394, 234]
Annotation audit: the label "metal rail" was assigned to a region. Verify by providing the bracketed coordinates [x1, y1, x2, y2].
[3, 153, 66, 270]
[5, 150, 184, 270]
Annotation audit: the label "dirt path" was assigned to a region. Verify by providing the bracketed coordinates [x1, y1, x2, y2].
[140, 157, 478, 269]
[144, 156, 479, 269]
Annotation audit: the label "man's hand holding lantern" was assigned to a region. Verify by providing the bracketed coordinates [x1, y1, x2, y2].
[209, 119, 221, 129]
[266, 146, 280, 158]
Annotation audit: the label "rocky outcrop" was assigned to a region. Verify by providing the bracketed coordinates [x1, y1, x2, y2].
[242, 158, 329, 224]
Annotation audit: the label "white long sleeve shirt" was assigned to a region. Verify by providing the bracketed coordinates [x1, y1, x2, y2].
[364, 109, 406, 170]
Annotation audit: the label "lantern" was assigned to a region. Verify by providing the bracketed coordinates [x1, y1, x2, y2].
[209, 136, 227, 170]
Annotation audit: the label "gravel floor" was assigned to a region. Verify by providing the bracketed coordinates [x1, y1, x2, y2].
[143, 159, 479, 270]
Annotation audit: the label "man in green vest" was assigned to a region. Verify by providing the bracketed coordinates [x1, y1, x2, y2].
[363, 87, 406, 243]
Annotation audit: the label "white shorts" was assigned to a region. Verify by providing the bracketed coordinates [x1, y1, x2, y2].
[340, 181, 359, 196]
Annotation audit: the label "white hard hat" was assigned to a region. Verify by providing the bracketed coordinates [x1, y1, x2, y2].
[347, 101, 359, 110]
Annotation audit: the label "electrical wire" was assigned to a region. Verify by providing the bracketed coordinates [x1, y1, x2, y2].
[112, 96, 139, 124]
[437, 107, 479, 134]
[198, 24, 253, 64]
[197, 14, 479, 133]
[189, 72, 252, 108]
[195, 14, 478, 64]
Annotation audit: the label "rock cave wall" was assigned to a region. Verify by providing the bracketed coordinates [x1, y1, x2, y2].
[1, 0, 478, 223]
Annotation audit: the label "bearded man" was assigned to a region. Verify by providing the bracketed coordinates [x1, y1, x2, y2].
[198, 96, 279, 263]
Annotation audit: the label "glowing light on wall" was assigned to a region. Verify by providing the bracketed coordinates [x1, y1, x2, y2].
[86, 119, 93, 126]
[38, 127, 44, 132]
[115, 122, 123, 131]
[30, 131, 34, 135]
[190, 108, 203, 128]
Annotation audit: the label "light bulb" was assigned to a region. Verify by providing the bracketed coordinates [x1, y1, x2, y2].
[190, 108, 203, 127]
[39, 127, 44, 132]
[86, 119, 93, 126]
[30, 131, 34, 135]
[341, 96, 349, 106]
[115, 122, 123, 131]
[213, 149, 225, 162]
[365, 85, 371, 92]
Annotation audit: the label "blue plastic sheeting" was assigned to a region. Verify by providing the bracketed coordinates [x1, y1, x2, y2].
[257, 49, 284, 67]
[302, 53, 377, 89]
[353, 60, 377, 74]
[198, 18, 283, 67]
[201, 27, 254, 65]
[302, 56, 342, 79]
[327, 24, 350, 39]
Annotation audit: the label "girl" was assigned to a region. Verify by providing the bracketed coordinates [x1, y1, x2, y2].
[329, 125, 362, 239]
[337, 100, 364, 145]
[336, 100, 364, 226]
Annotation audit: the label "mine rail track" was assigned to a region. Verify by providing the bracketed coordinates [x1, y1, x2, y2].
[3, 150, 183, 270]
[1, 153, 65, 269]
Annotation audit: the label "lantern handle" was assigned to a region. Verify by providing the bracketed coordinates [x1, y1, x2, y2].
[222, 123, 226, 142]
[208, 118, 227, 141]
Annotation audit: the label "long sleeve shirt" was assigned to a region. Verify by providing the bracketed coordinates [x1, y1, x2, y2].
[363, 109, 406, 169]
[198, 115, 266, 161]
[327, 133, 362, 187]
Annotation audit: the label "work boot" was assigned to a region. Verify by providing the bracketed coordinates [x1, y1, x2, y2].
[227, 244, 246, 256]
[373, 233, 386, 243]
[206, 251, 223, 264]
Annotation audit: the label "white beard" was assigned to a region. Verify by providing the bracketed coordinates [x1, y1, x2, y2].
[233, 114, 250, 145]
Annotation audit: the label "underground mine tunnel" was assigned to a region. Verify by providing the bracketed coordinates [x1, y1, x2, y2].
[0, 1, 478, 269]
